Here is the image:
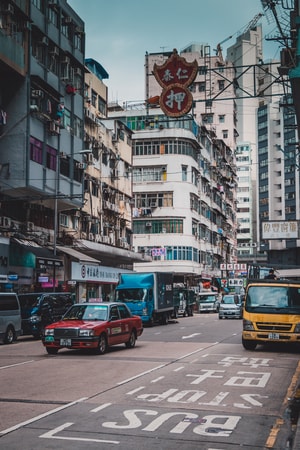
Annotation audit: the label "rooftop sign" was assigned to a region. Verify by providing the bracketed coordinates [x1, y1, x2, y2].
[153, 49, 198, 117]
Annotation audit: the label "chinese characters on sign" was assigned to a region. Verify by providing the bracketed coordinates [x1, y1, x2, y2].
[262, 221, 298, 239]
[153, 49, 198, 117]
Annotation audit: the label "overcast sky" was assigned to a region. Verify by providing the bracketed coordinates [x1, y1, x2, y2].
[68, 0, 281, 104]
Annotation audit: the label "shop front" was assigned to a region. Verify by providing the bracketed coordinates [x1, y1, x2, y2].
[71, 261, 132, 302]
[9, 238, 64, 292]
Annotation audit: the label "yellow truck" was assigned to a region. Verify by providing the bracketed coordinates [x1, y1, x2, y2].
[242, 279, 300, 350]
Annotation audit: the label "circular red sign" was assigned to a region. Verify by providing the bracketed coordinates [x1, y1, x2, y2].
[160, 85, 193, 117]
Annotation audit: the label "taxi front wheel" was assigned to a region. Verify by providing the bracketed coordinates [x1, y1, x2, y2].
[97, 333, 108, 354]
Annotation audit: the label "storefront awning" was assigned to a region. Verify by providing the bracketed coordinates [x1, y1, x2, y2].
[11, 238, 63, 268]
[56, 246, 101, 264]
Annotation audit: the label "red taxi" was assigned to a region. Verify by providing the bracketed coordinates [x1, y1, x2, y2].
[42, 302, 143, 355]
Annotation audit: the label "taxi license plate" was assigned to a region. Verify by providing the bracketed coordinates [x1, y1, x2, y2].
[60, 338, 71, 346]
[268, 333, 279, 340]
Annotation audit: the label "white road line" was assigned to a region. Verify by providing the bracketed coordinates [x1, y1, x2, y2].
[90, 403, 112, 413]
[39, 422, 120, 444]
[151, 376, 165, 383]
[118, 348, 204, 386]
[0, 360, 35, 370]
[182, 333, 201, 339]
[174, 366, 184, 372]
[126, 386, 145, 395]
[0, 397, 88, 436]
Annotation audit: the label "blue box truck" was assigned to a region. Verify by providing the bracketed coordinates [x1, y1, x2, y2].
[115, 272, 174, 325]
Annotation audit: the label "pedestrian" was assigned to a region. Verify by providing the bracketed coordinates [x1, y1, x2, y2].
[264, 269, 277, 280]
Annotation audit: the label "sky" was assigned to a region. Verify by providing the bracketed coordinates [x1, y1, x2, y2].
[68, 0, 282, 105]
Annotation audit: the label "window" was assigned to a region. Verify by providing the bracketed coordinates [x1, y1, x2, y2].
[218, 80, 225, 90]
[60, 214, 69, 227]
[91, 90, 97, 107]
[134, 192, 173, 208]
[46, 146, 57, 171]
[182, 165, 187, 181]
[222, 130, 228, 139]
[198, 82, 206, 92]
[218, 115, 225, 123]
[30, 137, 43, 164]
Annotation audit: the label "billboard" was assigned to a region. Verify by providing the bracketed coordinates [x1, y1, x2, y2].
[262, 221, 298, 239]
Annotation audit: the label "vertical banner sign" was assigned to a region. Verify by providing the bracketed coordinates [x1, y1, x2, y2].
[153, 49, 198, 117]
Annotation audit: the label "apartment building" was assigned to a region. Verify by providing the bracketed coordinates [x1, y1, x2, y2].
[0, 0, 145, 299]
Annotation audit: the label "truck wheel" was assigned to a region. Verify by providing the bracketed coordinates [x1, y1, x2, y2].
[242, 338, 257, 350]
[148, 316, 154, 327]
[160, 313, 168, 325]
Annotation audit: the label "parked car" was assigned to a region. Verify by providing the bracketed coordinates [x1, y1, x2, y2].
[18, 292, 74, 338]
[0, 293, 22, 344]
[218, 294, 243, 319]
[42, 302, 143, 355]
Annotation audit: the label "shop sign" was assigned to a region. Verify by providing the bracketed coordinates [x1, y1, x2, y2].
[153, 49, 198, 117]
[71, 262, 120, 283]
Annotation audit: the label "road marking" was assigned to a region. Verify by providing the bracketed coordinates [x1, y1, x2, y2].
[151, 376, 165, 383]
[90, 403, 112, 413]
[0, 360, 35, 370]
[40, 422, 120, 444]
[0, 397, 88, 436]
[182, 333, 201, 339]
[118, 348, 204, 386]
[127, 387, 145, 395]
[174, 366, 184, 372]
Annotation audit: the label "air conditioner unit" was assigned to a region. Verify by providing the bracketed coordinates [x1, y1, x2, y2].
[0, 216, 11, 228]
[89, 233, 94, 241]
[74, 25, 84, 33]
[74, 68, 82, 76]
[27, 221, 34, 231]
[145, 222, 152, 227]
[49, 121, 60, 135]
[3, 4, 14, 14]
[61, 56, 70, 64]
[31, 89, 44, 98]
[40, 36, 49, 46]
[87, 153, 93, 164]
[63, 16, 72, 24]
[76, 162, 85, 169]
[50, 46, 59, 56]
[94, 234, 102, 243]
[49, 0, 58, 7]
[102, 236, 109, 243]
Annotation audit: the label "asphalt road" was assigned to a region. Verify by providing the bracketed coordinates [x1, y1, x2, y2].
[0, 313, 299, 449]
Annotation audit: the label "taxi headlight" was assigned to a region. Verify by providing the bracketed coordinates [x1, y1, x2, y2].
[79, 329, 95, 337]
[44, 329, 54, 336]
[243, 319, 254, 331]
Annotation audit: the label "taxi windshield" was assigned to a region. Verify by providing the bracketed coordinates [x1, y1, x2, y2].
[64, 305, 108, 321]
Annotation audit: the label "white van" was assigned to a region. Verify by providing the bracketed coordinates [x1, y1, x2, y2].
[0, 293, 22, 344]
[197, 291, 219, 313]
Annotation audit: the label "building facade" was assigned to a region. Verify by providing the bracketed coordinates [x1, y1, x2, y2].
[0, 0, 146, 299]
